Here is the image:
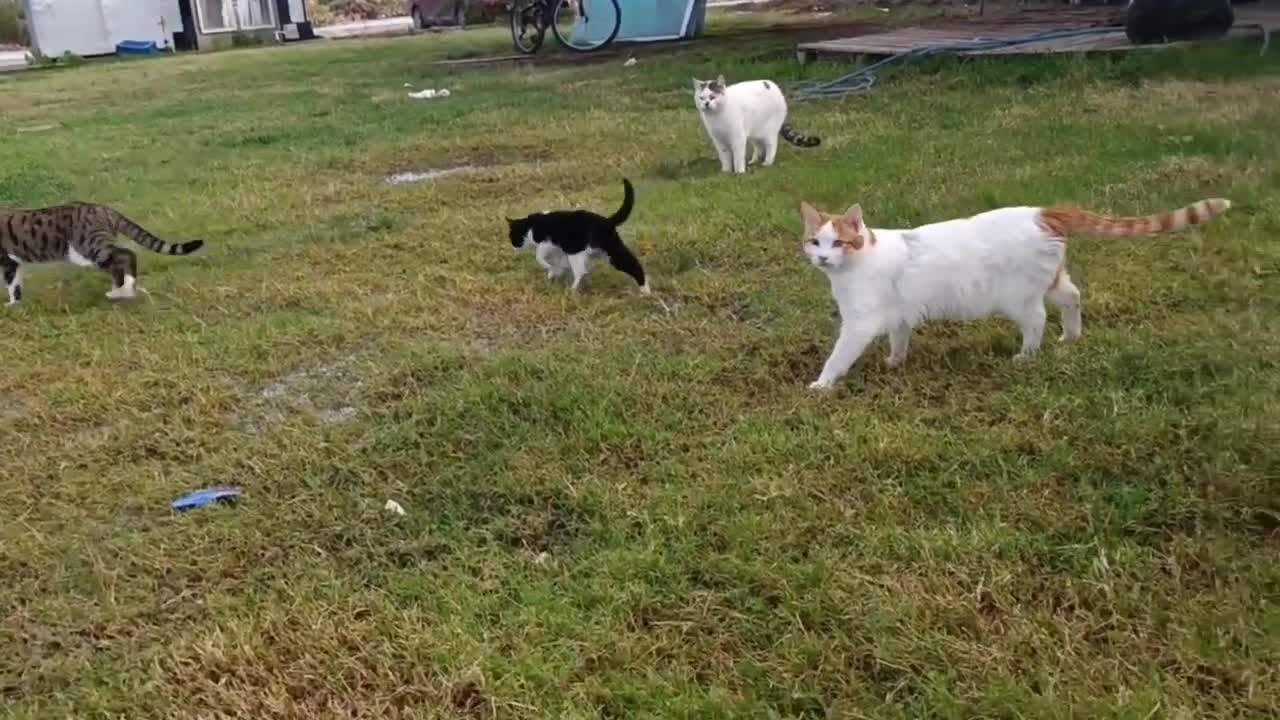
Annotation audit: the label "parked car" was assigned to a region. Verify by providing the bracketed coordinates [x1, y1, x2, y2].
[406, 0, 467, 29]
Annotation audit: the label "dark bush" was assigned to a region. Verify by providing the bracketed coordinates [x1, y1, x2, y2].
[0, 0, 28, 47]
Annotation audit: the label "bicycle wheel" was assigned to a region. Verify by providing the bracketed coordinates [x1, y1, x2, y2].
[510, 0, 547, 54]
[550, 0, 621, 53]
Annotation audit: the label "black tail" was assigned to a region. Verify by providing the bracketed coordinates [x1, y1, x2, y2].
[108, 208, 205, 256]
[606, 178, 635, 227]
[602, 236, 648, 292]
[780, 122, 821, 148]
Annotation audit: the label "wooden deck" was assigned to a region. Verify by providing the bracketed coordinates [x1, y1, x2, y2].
[796, 7, 1280, 63]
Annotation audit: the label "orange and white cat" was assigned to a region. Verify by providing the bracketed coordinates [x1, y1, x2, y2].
[800, 197, 1232, 391]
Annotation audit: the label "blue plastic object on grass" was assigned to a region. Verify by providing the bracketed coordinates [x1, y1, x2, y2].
[172, 487, 242, 512]
[116, 40, 159, 57]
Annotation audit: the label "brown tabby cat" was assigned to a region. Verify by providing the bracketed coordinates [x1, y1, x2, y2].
[1, 202, 204, 305]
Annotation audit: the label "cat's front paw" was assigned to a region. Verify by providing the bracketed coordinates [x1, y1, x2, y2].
[808, 378, 836, 392]
[885, 354, 906, 369]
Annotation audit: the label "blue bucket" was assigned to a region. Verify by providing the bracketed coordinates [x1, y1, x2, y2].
[116, 40, 159, 56]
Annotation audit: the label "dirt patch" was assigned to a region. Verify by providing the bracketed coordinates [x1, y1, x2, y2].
[649, 156, 723, 182]
[384, 165, 484, 185]
[449, 680, 493, 718]
[235, 351, 368, 435]
[1084, 78, 1280, 126]
[380, 155, 524, 186]
[0, 399, 20, 424]
[460, 312, 572, 356]
[1136, 156, 1260, 195]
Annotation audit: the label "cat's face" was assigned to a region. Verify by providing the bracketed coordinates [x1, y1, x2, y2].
[507, 217, 534, 251]
[800, 201, 873, 271]
[692, 75, 727, 113]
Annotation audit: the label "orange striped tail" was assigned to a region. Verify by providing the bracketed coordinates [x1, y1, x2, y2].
[1039, 198, 1231, 238]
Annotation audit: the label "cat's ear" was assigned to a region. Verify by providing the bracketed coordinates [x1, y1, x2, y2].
[715, 74, 726, 88]
[691, 77, 702, 89]
[843, 204, 864, 230]
[800, 201, 823, 234]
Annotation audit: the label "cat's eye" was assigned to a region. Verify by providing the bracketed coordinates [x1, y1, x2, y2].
[808, 238, 819, 246]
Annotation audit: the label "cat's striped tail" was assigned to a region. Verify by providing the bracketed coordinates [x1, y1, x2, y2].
[780, 122, 821, 148]
[1039, 198, 1231, 238]
[105, 208, 204, 256]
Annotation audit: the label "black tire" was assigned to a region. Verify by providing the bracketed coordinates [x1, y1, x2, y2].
[510, 0, 546, 53]
[550, 0, 621, 53]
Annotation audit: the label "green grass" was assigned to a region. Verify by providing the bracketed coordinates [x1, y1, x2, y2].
[2, 18, 1279, 719]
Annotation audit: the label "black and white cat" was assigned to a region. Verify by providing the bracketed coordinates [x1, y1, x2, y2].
[507, 178, 650, 294]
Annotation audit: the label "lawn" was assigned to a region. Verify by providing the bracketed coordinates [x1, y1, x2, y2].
[2, 14, 1279, 719]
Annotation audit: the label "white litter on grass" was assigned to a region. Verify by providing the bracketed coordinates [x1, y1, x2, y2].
[403, 82, 413, 87]
[624, 57, 637, 66]
[408, 88, 451, 99]
[384, 165, 481, 185]
[384, 499, 406, 515]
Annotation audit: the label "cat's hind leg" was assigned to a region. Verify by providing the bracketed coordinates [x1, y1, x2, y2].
[2, 256, 22, 306]
[886, 323, 912, 369]
[1010, 300, 1047, 362]
[601, 236, 650, 294]
[101, 247, 139, 301]
[747, 140, 761, 166]
[761, 134, 780, 166]
[567, 251, 591, 291]
[1046, 269, 1083, 343]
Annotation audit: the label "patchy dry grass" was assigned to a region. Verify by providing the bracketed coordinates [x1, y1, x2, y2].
[2, 18, 1279, 720]
[1083, 75, 1280, 126]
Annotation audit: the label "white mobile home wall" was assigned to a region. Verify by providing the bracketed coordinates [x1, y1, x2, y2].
[24, 0, 184, 57]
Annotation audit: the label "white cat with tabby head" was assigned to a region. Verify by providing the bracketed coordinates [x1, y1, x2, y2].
[800, 196, 1231, 391]
[692, 75, 820, 174]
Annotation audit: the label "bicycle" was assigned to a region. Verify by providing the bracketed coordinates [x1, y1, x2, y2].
[509, 0, 622, 54]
